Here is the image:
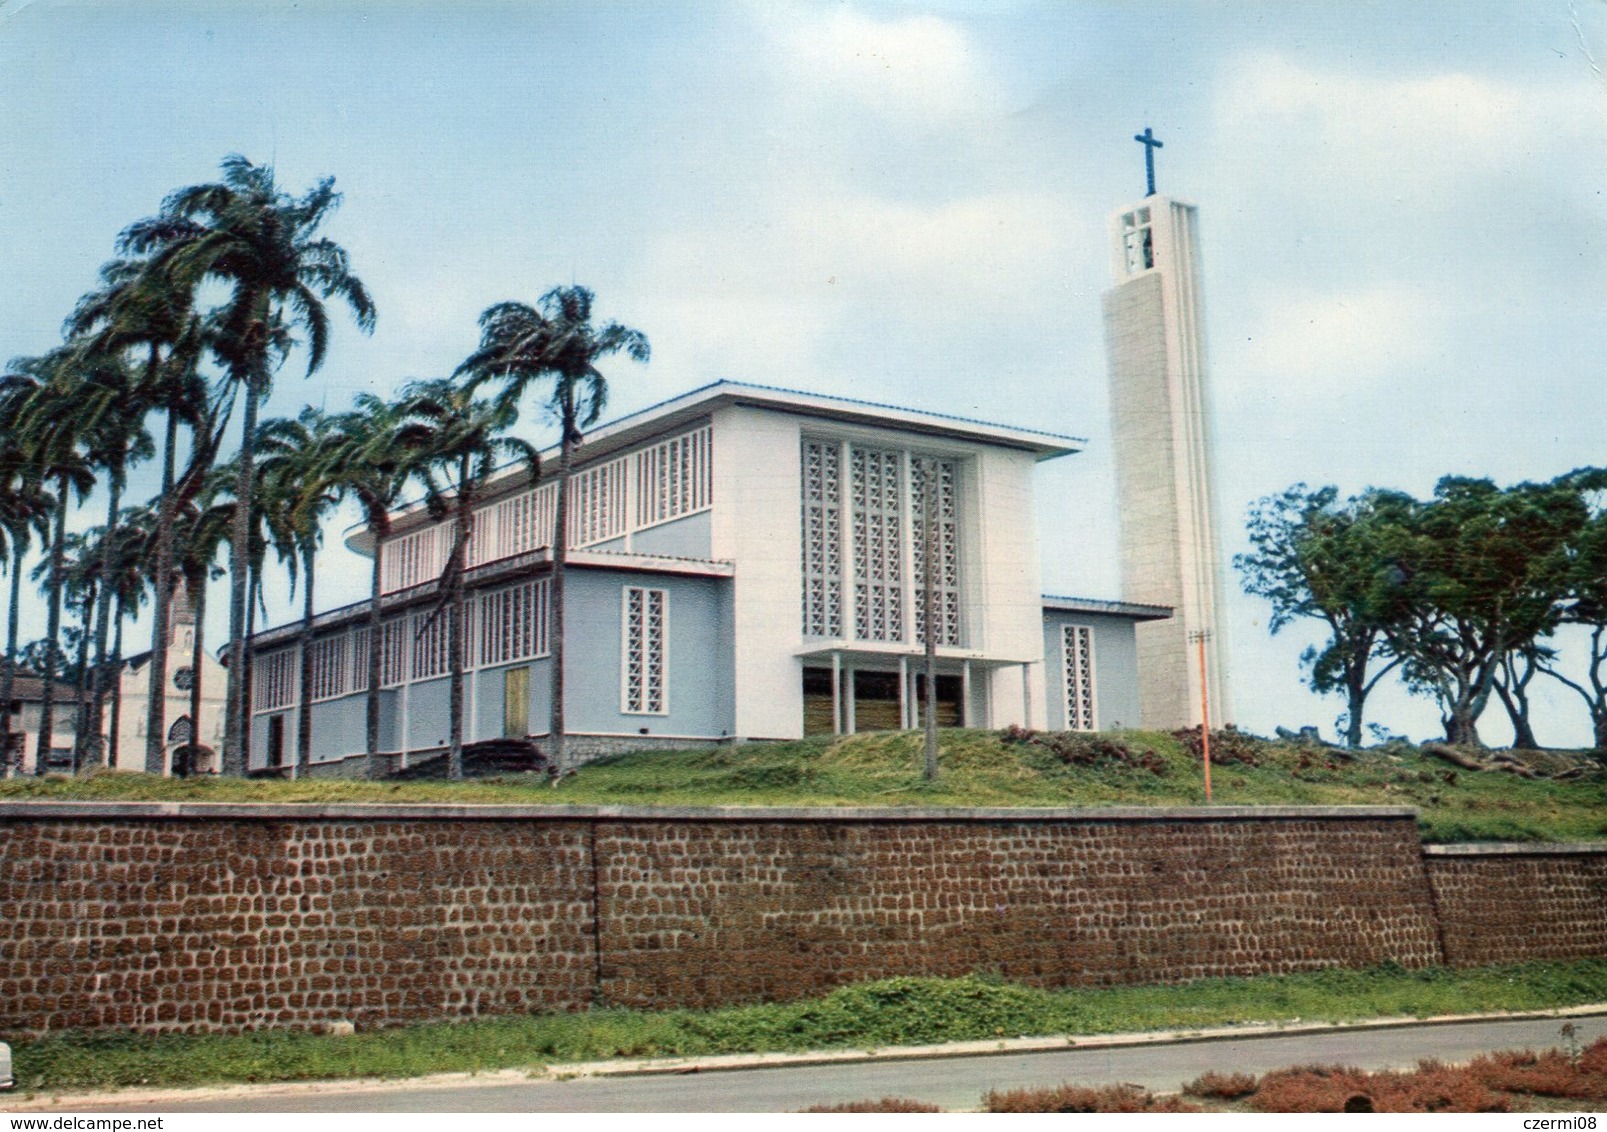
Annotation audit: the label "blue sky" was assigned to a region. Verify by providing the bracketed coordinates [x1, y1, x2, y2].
[3, 0, 1604, 744]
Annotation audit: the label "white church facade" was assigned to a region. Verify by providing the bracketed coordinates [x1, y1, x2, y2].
[245, 382, 1171, 775]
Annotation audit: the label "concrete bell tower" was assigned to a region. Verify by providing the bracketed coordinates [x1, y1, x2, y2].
[1102, 131, 1232, 729]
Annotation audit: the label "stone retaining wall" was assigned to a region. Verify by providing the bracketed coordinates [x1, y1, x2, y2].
[0, 802, 1596, 1037]
[1424, 843, 1607, 966]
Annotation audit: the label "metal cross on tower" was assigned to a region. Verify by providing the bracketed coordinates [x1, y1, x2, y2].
[1134, 127, 1163, 197]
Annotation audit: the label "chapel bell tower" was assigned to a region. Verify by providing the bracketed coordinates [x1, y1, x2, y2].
[1102, 129, 1232, 730]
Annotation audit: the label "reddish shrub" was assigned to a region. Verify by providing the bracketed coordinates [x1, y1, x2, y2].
[1171, 725, 1263, 767]
[1250, 1061, 1509, 1113]
[1467, 1042, 1607, 1101]
[801, 1098, 943, 1112]
[985, 1083, 1201, 1113]
[1183, 1071, 1259, 1099]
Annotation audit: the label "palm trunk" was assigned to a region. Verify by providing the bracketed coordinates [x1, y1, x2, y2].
[2, 540, 24, 773]
[295, 543, 316, 780]
[549, 434, 572, 779]
[365, 519, 387, 779]
[71, 593, 94, 772]
[145, 403, 179, 774]
[86, 475, 123, 767]
[36, 485, 69, 775]
[188, 574, 206, 771]
[921, 461, 938, 783]
[224, 378, 260, 777]
[108, 595, 125, 768]
[243, 564, 260, 772]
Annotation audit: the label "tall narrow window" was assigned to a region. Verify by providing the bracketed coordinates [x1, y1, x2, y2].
[1061, 624, 1097, 731]
[622, 586, 668, 714]
[851, 447, 903, 642]
[911, 457, 961, 646]
[800, 440, 843, 637]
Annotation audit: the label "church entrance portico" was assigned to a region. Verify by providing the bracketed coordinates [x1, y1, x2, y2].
[798, 647, 1021, 737]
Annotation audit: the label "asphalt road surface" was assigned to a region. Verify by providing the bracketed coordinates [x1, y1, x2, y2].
[48, 1013, 1607, 1112]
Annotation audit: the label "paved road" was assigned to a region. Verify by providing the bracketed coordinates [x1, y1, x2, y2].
[57, 1015, 1607, 1112]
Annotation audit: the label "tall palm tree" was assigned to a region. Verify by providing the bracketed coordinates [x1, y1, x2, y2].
[119, 155, 375, 776]
[100, 504, 156, 767]
[68, 255, 216, 773]
[0, 355, 97, 775]
[327, 396, 432, 777]
[257, 407, 342, 778]
[54, 348, 155, 766]
[456, 286, 648, 777]
[0, 447, 53, 773]
[171, 488, 230, 773]
[394, 378, 537, 779]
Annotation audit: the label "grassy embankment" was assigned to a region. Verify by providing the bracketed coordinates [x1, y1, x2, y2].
[3, 728, 1603, 843]
[10, 961, 1607, 1095]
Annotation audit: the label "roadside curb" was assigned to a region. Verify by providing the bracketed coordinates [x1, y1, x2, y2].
[5, 1003, 1604, 1111]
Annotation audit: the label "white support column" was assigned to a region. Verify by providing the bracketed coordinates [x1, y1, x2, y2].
[962, 660, 972, 729]
[1021, 663, 1032, 729]
[899, 656, 909, 729]
[398, 682, 411, 769]
[831, 651, 842, 736]
[845, 664, 856, 735]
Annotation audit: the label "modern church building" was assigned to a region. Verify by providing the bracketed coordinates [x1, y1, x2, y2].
[245, 151, 1231, 775]
[246, 382, 1172, 775]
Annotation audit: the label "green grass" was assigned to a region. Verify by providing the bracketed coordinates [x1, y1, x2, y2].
[13, 960, 1607, 1095]
[3, 729, 1602, 843]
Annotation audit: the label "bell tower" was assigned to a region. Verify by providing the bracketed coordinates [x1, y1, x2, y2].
[1102, 130, 1232, 729]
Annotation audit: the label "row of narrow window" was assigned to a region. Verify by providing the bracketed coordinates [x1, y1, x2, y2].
[254, 579, 551, 710]
[381, 425, 713, 594]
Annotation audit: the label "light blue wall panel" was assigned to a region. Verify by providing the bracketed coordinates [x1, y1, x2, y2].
[1041, 611, 1143, 732]
[310, 696, 369, 761]
[630, 511, 712, 559]
[561, 568, 733, 738]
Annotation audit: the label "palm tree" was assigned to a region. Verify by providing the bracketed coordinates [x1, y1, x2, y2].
[171, 488, 230, 773]
[394, 378, 537, 779]
[99, 504, 156, 767]
[456, 286, 648, 776]
[68, 255, 215, 773]
[327, 396, 432, 777]
[119, 155, 375, 776]
[57, 348, 154, 767]
[257, 407, 342, 778]
[0, 447, 52, 773]
[0, 355, 97, 775]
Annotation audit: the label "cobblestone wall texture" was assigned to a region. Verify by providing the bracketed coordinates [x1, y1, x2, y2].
[1, 806, 1601, 1038]
[595, 816, 1443, 1009]
[1425, 849, 1607, 966]
[0, 817, 596, 1035]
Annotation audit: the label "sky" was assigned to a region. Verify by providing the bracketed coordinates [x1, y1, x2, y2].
[2, 0, 1604, 745]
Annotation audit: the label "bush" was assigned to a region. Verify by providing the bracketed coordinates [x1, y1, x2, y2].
[801, 1098, 942, 1112]
[1249, 1061, 1510, 1113]
[1183, 1070, 1259, 1099]
[985, 1083, 1202, 1113]
[1171, 725, 1262, 767]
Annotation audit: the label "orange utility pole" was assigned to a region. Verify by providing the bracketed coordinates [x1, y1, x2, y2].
[1189, 629, 1213, 802]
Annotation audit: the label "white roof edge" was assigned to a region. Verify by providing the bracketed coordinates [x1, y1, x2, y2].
[346, 380, 1087, 554]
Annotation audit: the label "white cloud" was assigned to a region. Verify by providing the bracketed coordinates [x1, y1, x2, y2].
[1223, 281, 1448, 393]
[759, 4, 999, 129]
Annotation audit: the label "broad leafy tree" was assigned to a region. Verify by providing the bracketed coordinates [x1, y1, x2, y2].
[1538, 467, 1607, 750]
[456, 286, 648, 776]
[1236, 485, 1401, 748]
[1369, 477, 1585, 746]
